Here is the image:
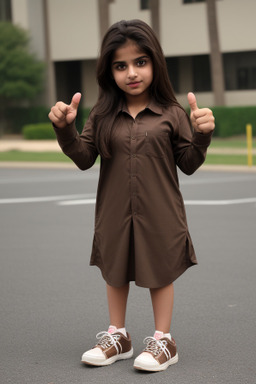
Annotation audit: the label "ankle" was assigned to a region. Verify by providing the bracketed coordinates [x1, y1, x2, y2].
[154, 330, 172, 340]
[108, 325, 127, 337]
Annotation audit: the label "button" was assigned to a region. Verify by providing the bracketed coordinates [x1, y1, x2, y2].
[131, 136, 135, 140]
[132, 154, 136, 158]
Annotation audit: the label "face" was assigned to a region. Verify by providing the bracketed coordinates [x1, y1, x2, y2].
[111, 40, 153, 103]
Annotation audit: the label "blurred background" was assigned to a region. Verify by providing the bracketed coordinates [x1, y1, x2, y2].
[0, 0, 255, 154]
[1, 4, 256, 383]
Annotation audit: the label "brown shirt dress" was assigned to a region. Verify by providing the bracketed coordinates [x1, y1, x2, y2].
[54, 100, 212, 288]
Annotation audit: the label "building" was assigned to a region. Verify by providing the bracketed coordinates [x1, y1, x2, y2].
[1, 0, 256, 108]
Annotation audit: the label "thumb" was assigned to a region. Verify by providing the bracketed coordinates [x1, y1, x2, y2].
[70, 92, 82, 111]
[187, 92, 198, 112]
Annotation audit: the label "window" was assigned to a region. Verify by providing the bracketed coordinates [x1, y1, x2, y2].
[252, 68, 256, 89]
[193, 55, 212, 92]
[166, 57, 179, 93]
[55, 61, 82, 103]
[183, 0, 205, 4]
[224, 51, 256, 90]
[0, 0, 12, 21]
[140, 0, 150, 10]
[237, 68, 249, 90]
[237, 68, 256, 90]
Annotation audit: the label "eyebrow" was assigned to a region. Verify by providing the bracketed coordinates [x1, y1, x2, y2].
[112, 55, 150, 66]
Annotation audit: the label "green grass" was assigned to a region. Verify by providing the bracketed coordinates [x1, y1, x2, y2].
[0, 151, 72, 162]
[0, 143, 255, 166]
[211, 135, 256, 148]
[0, 150, 101, 164]
[205, 154, 255, 165]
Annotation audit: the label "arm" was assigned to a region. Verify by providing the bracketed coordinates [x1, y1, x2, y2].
[48, 93, 98, 170]
[173, 93, 215, 175]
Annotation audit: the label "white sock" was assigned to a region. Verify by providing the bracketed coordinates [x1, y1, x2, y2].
[154, 330, 172, 340]
[154, 330, 164, 340]
[108, 325, 117, 334]
[164, 333, 172, 340]
[117, 327, 127, 337]
[108, 325, 127, 337]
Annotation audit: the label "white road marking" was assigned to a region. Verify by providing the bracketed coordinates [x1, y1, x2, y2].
[58, 199, 96, 206]
[58, 197, 256, 206]
[185, 197, 256, 205]
[0, 196, 256, 206]
[0, 194, 94, 204]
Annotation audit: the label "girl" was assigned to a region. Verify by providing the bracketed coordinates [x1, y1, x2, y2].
[49, 19, 215, 372]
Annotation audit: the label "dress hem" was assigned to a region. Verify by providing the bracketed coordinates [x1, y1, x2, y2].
[89, 260, 197, 289]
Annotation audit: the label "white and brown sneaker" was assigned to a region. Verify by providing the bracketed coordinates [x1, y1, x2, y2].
[81, 328, 133, 366]
[133, 335, 178, 372]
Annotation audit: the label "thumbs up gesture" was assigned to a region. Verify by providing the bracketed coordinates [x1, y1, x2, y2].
[187, 92, 215, 134]
[48, 92, 82, 128]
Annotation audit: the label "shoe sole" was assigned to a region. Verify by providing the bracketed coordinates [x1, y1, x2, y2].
[134, 352, 179, 372]
[82, 348, 134, 366]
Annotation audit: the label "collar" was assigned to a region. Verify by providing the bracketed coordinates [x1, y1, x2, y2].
[116, 98, 163, 117]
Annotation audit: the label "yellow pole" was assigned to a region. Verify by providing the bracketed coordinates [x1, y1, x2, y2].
[246, 124, 253, 167]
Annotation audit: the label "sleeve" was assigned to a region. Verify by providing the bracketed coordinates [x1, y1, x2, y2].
[53, 112, 99, 170]
[171, 109, 212, 175]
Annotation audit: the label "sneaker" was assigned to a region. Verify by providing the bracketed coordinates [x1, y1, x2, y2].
[81, 329, 133, 366]
[133, 336, 178, 372]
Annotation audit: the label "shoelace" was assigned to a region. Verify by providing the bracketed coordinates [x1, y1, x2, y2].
[143, 337, 171, 360]
[96, 331, 122, 354]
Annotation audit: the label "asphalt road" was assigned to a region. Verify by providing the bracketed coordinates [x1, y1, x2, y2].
[0, 166, 256, 384]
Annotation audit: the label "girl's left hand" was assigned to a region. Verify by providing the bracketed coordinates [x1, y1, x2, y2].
[187, 92, 215, 134]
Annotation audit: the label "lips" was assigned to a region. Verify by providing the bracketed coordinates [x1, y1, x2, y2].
[127, 82, 141, 88]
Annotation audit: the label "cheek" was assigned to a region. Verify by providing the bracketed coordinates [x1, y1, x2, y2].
[113, 72, 124, 87]
[148, 65, 154, 83]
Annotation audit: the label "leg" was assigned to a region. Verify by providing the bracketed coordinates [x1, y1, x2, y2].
[106, 283, 130, 328]
[81, 282, 132, 366]
[133, 283, 177, 371]
[150, 283, 174, 333]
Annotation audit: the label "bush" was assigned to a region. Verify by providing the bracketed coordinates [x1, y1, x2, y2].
[211, 106, 256, 137]
[6, 106, 50, 133]
[6, 106, 91, 134]
[76, 108, 91, 133]
[22, 123, 56, 140]
[186, 106, 256, 137]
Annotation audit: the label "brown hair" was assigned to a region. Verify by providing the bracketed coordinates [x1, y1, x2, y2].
[92, 19, 180, 158]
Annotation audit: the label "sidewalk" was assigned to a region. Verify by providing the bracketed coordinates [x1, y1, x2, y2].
[0, 137, 60, 152]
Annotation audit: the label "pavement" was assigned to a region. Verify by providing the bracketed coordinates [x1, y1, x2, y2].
[0, 136, 61, 152]
[1, 167, 256, 384]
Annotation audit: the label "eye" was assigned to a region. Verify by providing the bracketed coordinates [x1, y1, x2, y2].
[115, 64, 126, 71]
[136, 59, 146, 67]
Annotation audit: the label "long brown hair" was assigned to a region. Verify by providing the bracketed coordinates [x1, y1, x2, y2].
[92, 19, 180, 158]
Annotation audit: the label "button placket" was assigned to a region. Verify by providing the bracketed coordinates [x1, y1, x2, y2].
[130, 119, 137, 216]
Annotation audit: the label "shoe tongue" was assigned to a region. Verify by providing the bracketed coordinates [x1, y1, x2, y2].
[108, 325, 117, 334]
[154, 331, 164, 340]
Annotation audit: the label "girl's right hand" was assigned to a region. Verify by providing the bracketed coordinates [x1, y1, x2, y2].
[48, 92, 81, 128]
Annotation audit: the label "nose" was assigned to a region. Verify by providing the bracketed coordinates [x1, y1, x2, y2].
[127, 65, 137, 79]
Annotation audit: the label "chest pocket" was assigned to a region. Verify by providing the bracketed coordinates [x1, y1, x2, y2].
[145, 131, 169, 158]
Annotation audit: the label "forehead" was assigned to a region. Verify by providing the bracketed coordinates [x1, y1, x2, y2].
[112, 39, 146, 62]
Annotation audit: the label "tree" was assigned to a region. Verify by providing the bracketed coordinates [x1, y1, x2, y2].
[206, 0, 225, 106]
[0, 22, 45, 135]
